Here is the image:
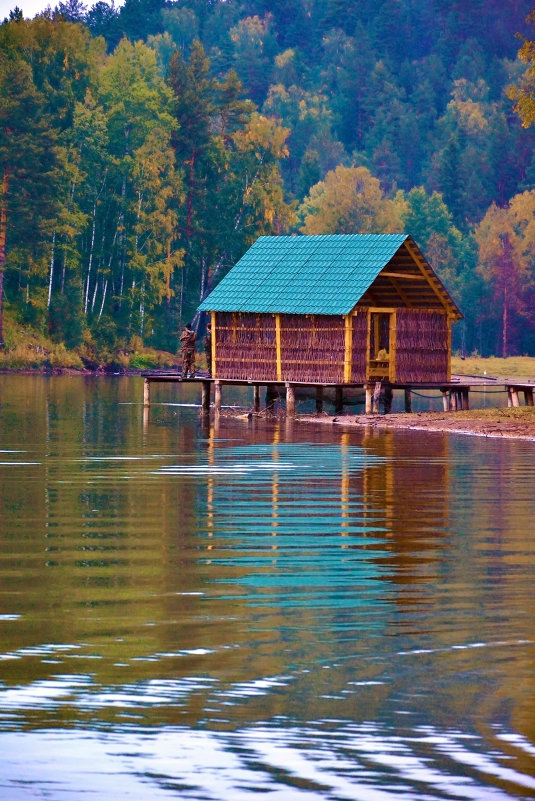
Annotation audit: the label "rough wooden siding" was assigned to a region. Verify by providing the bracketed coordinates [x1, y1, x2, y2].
[215, 308, 449, 384]
[395, 309, 449, 383]
[215, 312, 277, 380]
[350, 310, 368, 382]
[280, 315, 345, 383]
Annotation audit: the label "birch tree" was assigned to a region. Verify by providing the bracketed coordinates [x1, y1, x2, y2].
[0, 15, 103, 345]
[93, 38, 179, 344]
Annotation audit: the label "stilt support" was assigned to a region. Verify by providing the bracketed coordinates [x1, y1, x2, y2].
[266, 385, 277, 413]
[507, 387, 520, 407]
[201, 381, 210, 413]
[144, 378, 150, 407]
[372, 381, 382, 414]
[384, 384, 393, 414]
[405, 388, 412, 413]
[214, 380, 222, 413]
[253, 384, 260, 413]
[365, 383, 373, 415]
[286, 383, 296, 416]
[525, 387, 534, 406]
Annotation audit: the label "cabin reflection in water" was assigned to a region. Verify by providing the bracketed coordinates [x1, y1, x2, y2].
[199, 416, 450, 596]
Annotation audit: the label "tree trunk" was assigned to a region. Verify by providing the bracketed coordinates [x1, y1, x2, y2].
[0, 165, 9, 348]
[84, 199, 97, 314]
[47, 231, 56, 310]
[118, 174, 127, 307]
[91, 277, 99, 313]
[502, 282, 508, 359]
[98, 279, 108, 322]
[0, 268, 4, 350]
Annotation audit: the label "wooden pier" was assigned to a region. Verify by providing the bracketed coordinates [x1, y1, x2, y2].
[141, 372, 535, 416]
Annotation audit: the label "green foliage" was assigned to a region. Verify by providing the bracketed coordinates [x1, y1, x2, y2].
[298, 165, 404, 234]
[3, 1, 535, 360]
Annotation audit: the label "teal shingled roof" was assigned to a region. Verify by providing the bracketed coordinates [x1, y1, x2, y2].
[198, 234, 411, 316]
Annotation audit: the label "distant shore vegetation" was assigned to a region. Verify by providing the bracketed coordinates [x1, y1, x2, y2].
[1, 304, 534, 380]
[3, 2, 535, 360]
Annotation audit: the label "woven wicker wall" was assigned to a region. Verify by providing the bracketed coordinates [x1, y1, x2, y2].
[280, 315, 345, 383]
[395, 309, 449, 383]
[351, 311, 368, 382]
[215, 308, 449, 384]
[215, 312, 278, 380]
[214, 312, 346, 382]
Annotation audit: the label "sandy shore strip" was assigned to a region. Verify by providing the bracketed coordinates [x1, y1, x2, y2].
[298, 406, 535, 440]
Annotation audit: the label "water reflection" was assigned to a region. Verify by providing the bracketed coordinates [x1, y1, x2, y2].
[0, 376, 534, 800]
[1, 723, 535, 801]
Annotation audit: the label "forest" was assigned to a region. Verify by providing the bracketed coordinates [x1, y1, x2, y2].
[2, 0, 535, 367]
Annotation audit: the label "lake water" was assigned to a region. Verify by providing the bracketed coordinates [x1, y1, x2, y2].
[1, 375, 534, 800]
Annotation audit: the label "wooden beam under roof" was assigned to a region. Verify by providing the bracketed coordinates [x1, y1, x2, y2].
[381, 271, 425, 281]
[387, 276, 414, 307]
[402, 238, 462, 320]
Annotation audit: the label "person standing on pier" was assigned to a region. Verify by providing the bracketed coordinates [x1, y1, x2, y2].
[204, 323, 212, 377]
[180, 322, 196, 378]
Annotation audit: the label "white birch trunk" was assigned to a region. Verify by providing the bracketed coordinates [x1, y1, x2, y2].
[98, 279, 108, 322]
[47, 231, 56, 310]
[84, 200, 97, 314]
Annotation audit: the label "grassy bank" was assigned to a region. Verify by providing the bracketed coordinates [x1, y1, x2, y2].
[1, 315, 535, 379]
[0, 321, 177, 373]
[451, 355, 535, 378]
[3, 348, 531, 378]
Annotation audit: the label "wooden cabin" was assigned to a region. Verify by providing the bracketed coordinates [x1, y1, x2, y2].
[197, 234, 463, 385]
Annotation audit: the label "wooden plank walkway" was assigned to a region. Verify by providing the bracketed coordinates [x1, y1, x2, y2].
[140, 370, 535, 415]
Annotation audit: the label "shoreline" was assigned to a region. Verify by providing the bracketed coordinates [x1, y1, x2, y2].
[3, 369, 535, 441]
[298, 407, 535, 441]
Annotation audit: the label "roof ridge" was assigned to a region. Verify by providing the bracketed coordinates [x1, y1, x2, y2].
[198, 233, 461, 318]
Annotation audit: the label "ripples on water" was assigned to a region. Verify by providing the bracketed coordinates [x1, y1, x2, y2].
[0, 376, 534, 800]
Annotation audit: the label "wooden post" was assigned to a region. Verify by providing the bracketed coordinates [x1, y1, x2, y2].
[201, 381, 210, 413]
[266, 385, 277, 412]
[441, 390, 449, 412]
[525, 387, 534, 406]
[210, 311, 216, 378]
[447, 317, 452, 381]
[275, 314, 282, 381]
[365, 383, 373, 414]
[462, 388, 470, 410]
[510, 387, 520, 407]
[384, 384, 393, 414]
[214, 380, 222, 413]
[144, 378, 150, 407]
[507, 387, 513, 407]
[372, 381, 382, 413]
[405, 388, 412, 413]
[315, 386, 323, 414]
[286, 383, 296, 416]
[335, 386, 343, 414]
[253, 384, 260, 412]
[344, 314, 352, 383]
